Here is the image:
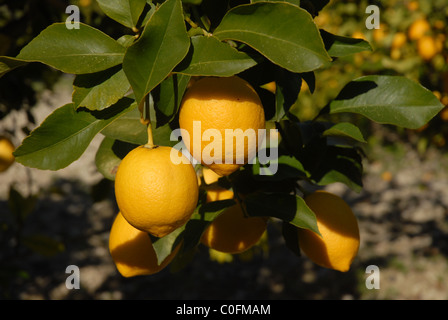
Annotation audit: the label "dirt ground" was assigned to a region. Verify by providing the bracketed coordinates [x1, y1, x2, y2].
[1, 77, 448, 300]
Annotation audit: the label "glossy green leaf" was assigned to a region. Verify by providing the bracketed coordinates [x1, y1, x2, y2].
[151, 122, 178, 147]
[0, 56, 28, 78]
[73, 66, 131, 111]
[117, 34, 137, 47]
[329, 75, 445, 129]
[100, 105, 176, 147]
[245, 193, 320, 235]
[96, 0, 147, 29]
[320, 30, 372, 57]
[153, 73, 191, 126]
[16, 23, 126, 74]
[214, 2, 331, 73]
[100, 104, 146, 145]
[95, 137, 137, 181]
[322, 122, 366, 143]
[123, 0, 190, 105]
[175, 35, 257, 76]
[13, 98, 134, 170]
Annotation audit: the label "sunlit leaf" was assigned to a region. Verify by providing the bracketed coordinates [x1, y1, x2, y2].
[16, 23, 126, 74]
[329, 75, 445, 129]
[13, 98, 135, 170]
[123, 0, 190, 105]
[214, 2, 331, 73]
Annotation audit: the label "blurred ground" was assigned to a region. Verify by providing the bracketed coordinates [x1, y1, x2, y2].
[1, 78, 448, 300]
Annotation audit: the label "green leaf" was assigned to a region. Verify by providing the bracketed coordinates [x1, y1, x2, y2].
[73, 65, 131, 111]
[182, 200, 235, 251]
[329, 75, 445, 129]
[252, 154, 309, 181]
[95, 137, 137, 180]
[214, 2, 331, 73]
[311, 145, 364, 192]
[322, 122, 366, 143]
[21, 234, 65, 257]
[320, 30, 372, 57]
[96, 0, 147, 29]
[150, 227, 184, 265]
[0, 56, 28, 78]
[274, 69, 302, 121]
[13, 98, 134, 170]
[16, 23, 126, 74]
[123, 0, 190, 105]
[100, 104, 146, 145]
[252, 0, 301, 6]
[245, 193, 320, 235]
[151, 199, 234, 265]
[175, 35, 257, 76]
[100, 105, 176, 147]
[117, 35, 137, 47]
[153, 73, 191, 126]
[151, 123, 178, 147]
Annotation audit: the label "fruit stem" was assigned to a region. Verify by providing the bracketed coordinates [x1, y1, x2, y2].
[140, 94, 154, 149]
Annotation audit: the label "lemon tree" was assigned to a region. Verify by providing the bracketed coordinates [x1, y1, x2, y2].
[1, 0, 445, 274]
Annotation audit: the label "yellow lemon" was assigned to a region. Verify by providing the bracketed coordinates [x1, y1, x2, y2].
[109, 212, 180, 277]
[114, 145, 198, 238]
[298, 191, 360, 272]
[179, 76, 265, 177]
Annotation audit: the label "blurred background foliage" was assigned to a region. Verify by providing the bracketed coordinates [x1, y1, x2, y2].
[293, 0, 448, 157]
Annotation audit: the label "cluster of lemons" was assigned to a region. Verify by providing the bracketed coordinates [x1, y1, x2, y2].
[108, 76, 360, 277]
[389, 17, 445, 62]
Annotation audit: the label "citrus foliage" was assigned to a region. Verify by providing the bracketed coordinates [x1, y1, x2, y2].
[0, 0, 445, 274]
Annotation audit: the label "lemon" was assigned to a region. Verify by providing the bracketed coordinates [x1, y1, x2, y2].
[298, 191, 360, 272]
[114, 145, 198, 238]
[179, 76, 265, 177]
[200, 187, 267, 254]
[109, 212, 180, 277]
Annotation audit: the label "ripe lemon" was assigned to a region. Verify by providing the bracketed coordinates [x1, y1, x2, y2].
[391, 32, 407, 50]
[0, 136, 15, 173]
[408, 18, 431, 41]
[114, 145, 198, 238]
[298, 191, 360, 272]
[200, 187, 268, 254]
[179, 76, 265, 177]
[407, 1, 419, 11]
[372, 24, 387, 44]
[109, 212, 180, 277]
[417, 36, 440, 61]
[202, 167, 222, 185]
